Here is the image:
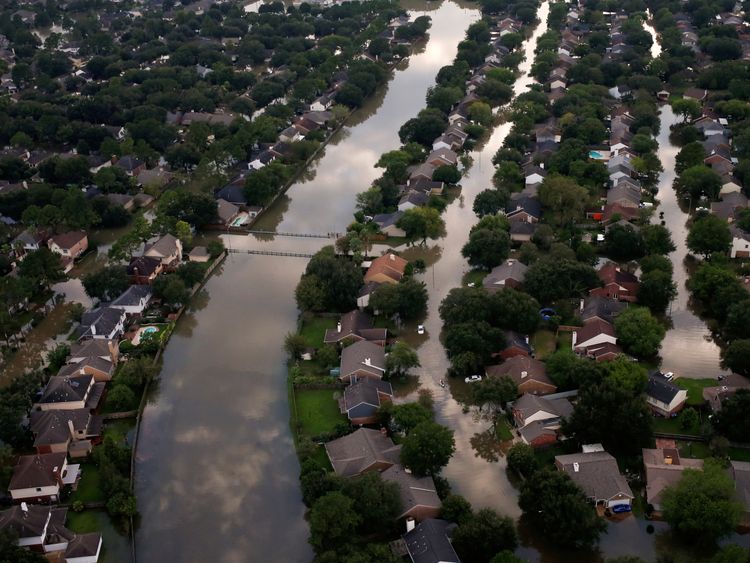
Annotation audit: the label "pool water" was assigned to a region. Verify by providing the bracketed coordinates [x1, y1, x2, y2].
[143, 327, 158, 334]
[589, 150, 604, 159]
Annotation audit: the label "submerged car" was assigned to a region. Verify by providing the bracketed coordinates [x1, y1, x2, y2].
[417, 325, 425, 335]
[465, 375, 482, 383]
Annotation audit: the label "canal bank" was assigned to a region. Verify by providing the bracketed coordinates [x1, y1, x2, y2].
[133, 3, 481, 561]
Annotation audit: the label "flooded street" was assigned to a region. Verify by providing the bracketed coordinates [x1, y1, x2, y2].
[134, 3, 481, 561]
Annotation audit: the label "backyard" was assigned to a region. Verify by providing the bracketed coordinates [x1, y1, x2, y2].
[675, 377, 715, 406]
[531, 329, 557, 359]
[69, 462, 104, 504]
[299, 316, 337, 349]
[294, 388, 346, 436]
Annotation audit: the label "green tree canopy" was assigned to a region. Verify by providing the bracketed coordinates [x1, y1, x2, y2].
[687, 214, 732, 258]
[400, 421, 456, 477]
[614, 306, 665, 357]
[452, 508, 518, 563]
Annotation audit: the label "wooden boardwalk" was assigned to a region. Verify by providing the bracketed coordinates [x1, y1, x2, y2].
[227, 248, 316, 258]
[244, 230, 339, 239]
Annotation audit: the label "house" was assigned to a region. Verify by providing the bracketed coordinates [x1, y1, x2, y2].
[9, 452, 80, 502]
[426, 148, 458, 168]
[57, 357, 114, 382]
[249, 150, 275, 170]
[523, 164, 547, 186]
[113, 155, 145, 177]
[730, 461, 750, 524]
[48, 231, 88, 260]
[643, 447, 703, 510]
[279, 125, 302, 143]
[609, 163, 635, 184]
[487, 356, 556, 396]
[382, 465, 441, 522]
[215, 182, 247, 205]
[340, 379, 393, 425]
[78, 307, 127, 340]
[110, 285, 152, 316]
[511, 393, 573, 448]
[609, 84, 632, 100]
[13, 229, 47, 258]
[483, 259, 528, 291]
[695, 117, 728, 137]
[495, 331, 532, 360]
[35, 375, 105, 412]
[188, 246, 211, 263]
[0, 504, 102, 561]
[711, 192, 747, 223]
[573, 318, 618, 352]
[646, 373, 688, 417]
[216, 198, 240, 226]
[339, 340, 387, 383]
[730, 225, 750, 258]
[702, 374, 750, 412]
[720, 176, 743, 196]
[357, 281, 380, 309]
[505, 194, 541, 223]
[398, 191, 430, 211]
[580, 296, 626, 324]
[590, 262, 639, 302]
[325, 428, 401, 477]
[30, 409, 101, 457]
[555, 451, 634, 509]
[372, 211, 406, 237]
[144, 233, 183, 267]
[403, 519, 460, 563]
[127, 256, 163, 284]
[509, 221, 537, 243]
[68, 340, 118, 365]
[309, 93, 334, 112]
[409, 163, 436, 184]
[105, 193, 135, 211]
[324, 310, 387, 346]
[607, 184, 641, 208]
[364, 253, 409, 285]
[683, 87, 707, 102]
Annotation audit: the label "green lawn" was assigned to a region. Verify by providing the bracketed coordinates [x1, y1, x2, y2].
[677, 440, 711, 459]
[729, 447, 750, 462]
[299, 317, 337, 349]
[556, 331, 573, 351]
[531, 330, 557, 359]
[652, 412, 701, 436]
[66, 510, 101, 534]
[103, 420, 136, 447]
[294, 389, 346, 436]
[70, 462, 104, 504]
[463, 270, 488, 287]
[676, 378, 715, 405]
[495, 418, 513, 441]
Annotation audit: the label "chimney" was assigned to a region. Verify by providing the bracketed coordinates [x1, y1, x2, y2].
[521, 371, 528, 379]
[337, 322, 341, 333]
[573, 462, 580, 472]
[406, 517, 416, 533]
[389, 254, 395, 261]
[68, 419, 76, 440]
[364, 358, 371, 366]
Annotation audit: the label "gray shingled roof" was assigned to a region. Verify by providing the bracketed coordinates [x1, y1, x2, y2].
[0, 504, 50, 539]
[382, 465, 441, 519]
[403, 519, 460, 563]
[30, 409, 95, 447]
[325, 428, 401, 477]
[111, 284, 152, 307]
[483, 260, 528, 289]
[9, 452, 67, 490]
[339, 340, 386, 379]
[556, 451, 633, 502]
[342, 379, 393, 411]
[646, 374, 681, 404]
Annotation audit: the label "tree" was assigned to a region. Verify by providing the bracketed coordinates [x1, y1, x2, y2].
[207, 239, 225, 259]
[397, 207, 444, 245]
[440, 494, 473, 525]
[433, 165, 461, 184]
[523, 258, 600, 303]
[538, 175, 589, 228]
[489, 288, 540, 334]
[563, 378, 653, 456]
[473, 189, 509, 217]
[723, 341, 750, 377]
[340, 472, 401, 535]
[46, 344, 70, 374]
[452, 509, 518, 563]
[370, 278, 428, 321]
[662, 459, 742, 544]
[0, 529, 46, 562]
[680, 407, 700, 432]
[115, 357, 155, 389]
[400, 421, 456, 476]
[708, 545, 750, 563]
[462, 228, 511, 270]
[491, 552, 525, 563]
[676, 142, 707, 174]
[175, 262, 205, 287]
[615, 307, 665, 358]
[386, 341, 421, 377]
[687, 214, 732, 258]
[676, 165, 722, 200]
[389, 402, 433, 434]
[18, 249, 65, 291]
[641, 224, 676, 255]
[106, 385, 136, 412]
[671, 98, 702, 121]
[153, 275, 190, 307]
[83, 266, 129, 301]
[308, 492, 361, 552]
[638, 269, 677, 313]
[506, 442, 538, 477]
[519, 469, 606, 549]
[724, 300, 750, 340]
[604, 224, 645, 261]
[295, 247, 363, 312]
[472, 376, 517, 412]
[284, 332, 307, 360]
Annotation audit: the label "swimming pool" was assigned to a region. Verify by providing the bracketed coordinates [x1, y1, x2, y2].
[231, 213, 249, 227]
[589, 150, 604, 159]
[133, 325, 160, 345]
[143, 327, 158, 335]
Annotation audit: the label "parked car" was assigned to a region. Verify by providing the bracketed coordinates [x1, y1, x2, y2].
[611, 504, 632, 514]
[465, 375, 482, 383]
[663, 371, 674, 381]
[417, 325, 425, 335]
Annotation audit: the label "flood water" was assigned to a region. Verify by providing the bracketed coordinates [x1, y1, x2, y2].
[134, 3, 482, 562]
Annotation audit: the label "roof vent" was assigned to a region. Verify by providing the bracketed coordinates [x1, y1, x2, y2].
[389, 253, 395, 261]
[521, 371, 528, 379]
[364, 358, 371, 366]
[573, 462, 580, 473]
[21, 502, 28, 514]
